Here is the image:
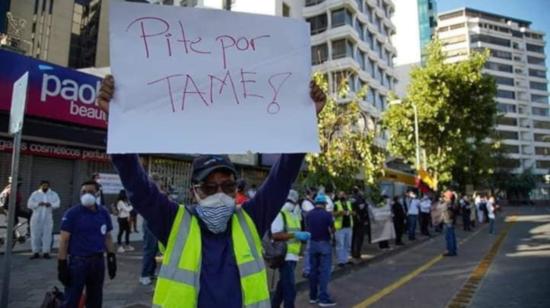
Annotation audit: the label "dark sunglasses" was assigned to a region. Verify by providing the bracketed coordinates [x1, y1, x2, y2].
[196, 180, 237, 196]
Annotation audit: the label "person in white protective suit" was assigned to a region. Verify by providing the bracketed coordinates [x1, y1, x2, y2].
[27, 180, 60, 259]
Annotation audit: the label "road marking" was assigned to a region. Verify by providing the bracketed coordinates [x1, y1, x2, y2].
[353, 226, 485, 308]
[446, 216, 517, 308]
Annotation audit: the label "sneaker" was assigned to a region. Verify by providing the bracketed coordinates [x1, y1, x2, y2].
[125, 245, 135, 252]
[318, 300, 337, 307]
[43, 253, 51, 259]
[30, 253, 40, 260]
[139, 276, 152, 285]
[309, 299, 318, 304]
[117, 246, 125, 253]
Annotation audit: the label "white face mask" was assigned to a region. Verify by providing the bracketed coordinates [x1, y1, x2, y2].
[80, 193, 97, 207]
[194, 192, 236, 234]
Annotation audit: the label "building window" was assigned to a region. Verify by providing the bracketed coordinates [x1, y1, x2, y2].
[502, 144, 520, 154]
[470, 34, 510, 47]
[485, 61, 513, 73]
[282, 3, 290, 17]
[332, 71, 356, 92]
[356, 49, 366, 70]
[492, 75, 514, 86]
[331, 8, 353, 28]
[490, 49, 512, 60]
[367, 87, 376, 103]
[307, 14, 328, 35]
[375, 16, 382, 33]
[528, 56, 545, 66]
[365, 4, 373, 23]
[526, 43, 545, 54]
[532, 95, 549, 104]
[535, 133, 550, 142]
[367, 58, 375, 77]
[332, 39, 354, 59]
[355, 0, 363, 11]
[496, 130, 519, 140]
[497, 117, 517, 126]
[69, 0, 102, 68]
[529, 69, 547, 78]
[536, 161, 550, 169]
[497, 103, 516, 113]
[305, 0, 325, 7]
[378, 67, 384, 84]
[534, 121, 550, 129]
[311, 43, 328, 65]
[530, 82, 548, 91]
[366, 30, 374, 49]
[355, 20, 365, 40]
[532, 107, 549, 116]
[497, 89, 515, 99]
[535, 148, 550, 156]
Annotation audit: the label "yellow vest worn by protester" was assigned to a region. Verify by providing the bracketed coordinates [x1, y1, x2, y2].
[280, 210, 302, 255]
[334, 200, 354, 230]
[153, 206, 270, 308]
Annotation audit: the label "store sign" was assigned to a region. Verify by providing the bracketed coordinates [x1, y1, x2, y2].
[0, 138, 109, 162]
[96, 173, 124, 194]
[0, 50, 106, 129]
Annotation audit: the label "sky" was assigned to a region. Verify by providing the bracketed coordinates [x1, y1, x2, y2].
[437, 0, 550, 78]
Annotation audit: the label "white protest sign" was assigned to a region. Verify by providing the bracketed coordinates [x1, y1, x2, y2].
[97, 173, 124, 195]
[9, 72, 29, 135]
[108, 1, 319, 154]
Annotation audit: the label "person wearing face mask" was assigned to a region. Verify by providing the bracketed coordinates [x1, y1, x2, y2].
[270, 190, 310, 308]
[96, 74, 326, 308]
[57, 181, 117, 308]
[333, 191, 354, 267]
[27, 180, 60, 259]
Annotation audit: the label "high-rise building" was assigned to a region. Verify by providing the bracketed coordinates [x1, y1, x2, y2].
[391, 0, 437, 97]
[0, 0, 105, 68]
[438, 8, 550, 176]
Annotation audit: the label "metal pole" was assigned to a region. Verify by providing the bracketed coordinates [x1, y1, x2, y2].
[413, 103, 420, 170]
[1, 131, 22, 308]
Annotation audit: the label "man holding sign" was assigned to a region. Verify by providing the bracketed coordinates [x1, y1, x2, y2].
[97, 74, 325, 308]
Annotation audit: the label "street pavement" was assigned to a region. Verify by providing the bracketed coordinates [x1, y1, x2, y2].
[295, 206, 550, 308]
[2, 206, 549, 307]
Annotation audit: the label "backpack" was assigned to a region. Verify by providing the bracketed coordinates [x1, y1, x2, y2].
[40, 287, 64, 308]
[262, 213, 288, 269]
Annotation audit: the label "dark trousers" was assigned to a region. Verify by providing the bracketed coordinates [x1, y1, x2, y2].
[272, 260, 297, 308]
[63, 255, 105, 308]
[393, 219, 404, 244]
[309, 241, 333, 303]
[141, 223, 158, 278]
[117, 218, 130, 246]
[351, 224, 365, 258]
[462, 211, 471, 231]
[407, 215, 417, 240]
[420, 213, 431, 236]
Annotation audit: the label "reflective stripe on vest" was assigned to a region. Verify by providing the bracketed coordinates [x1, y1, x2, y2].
[153, 206, 270, 308]
[334, 201, 354, 230]
[281, 210, 301, 255]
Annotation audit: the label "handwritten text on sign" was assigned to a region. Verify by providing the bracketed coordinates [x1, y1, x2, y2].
[108, 2, 319, 154]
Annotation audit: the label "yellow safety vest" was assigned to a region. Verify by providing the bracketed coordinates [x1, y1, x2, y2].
[153, 206, 270, 308]
[334, 200, 354, 230]
[281, 210, 301, 255]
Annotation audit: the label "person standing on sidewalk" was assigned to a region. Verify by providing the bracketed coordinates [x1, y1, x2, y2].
[27, 180, 60, 259]
[442, 191, 457, 256]
[460, 195, 472, 231]
[96, 74, 326, 308]
[406, 190, 420, 241]
[57, 180, 117, 308]
[116, 190, 134, 253]
[487, 195, 497, 234]
[333, 191, 353, 267]
[301, 187, 316, 278]
[391, 196, 406, 246]
[419, 193, 432, 237]
[271, 190, 311, 308]
[350, 187, 368, 260]
[307, 194, 336, 307]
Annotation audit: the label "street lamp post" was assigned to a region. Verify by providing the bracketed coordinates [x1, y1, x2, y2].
[390, 100, 421, 170]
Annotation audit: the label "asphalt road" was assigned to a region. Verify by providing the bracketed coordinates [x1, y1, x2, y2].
[296, 206, 550, 308]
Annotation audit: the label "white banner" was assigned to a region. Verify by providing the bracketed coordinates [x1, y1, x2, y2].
[108, 1, 319, 154]
[368, 203, 396, 243]
[97, 173, 124, 195]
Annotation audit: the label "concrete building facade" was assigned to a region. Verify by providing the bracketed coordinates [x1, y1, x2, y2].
[438, 8, 550, 176]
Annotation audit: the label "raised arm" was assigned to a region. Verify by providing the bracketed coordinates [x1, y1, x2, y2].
[242, 153, 305, 236]
[111, 154, 177, 245]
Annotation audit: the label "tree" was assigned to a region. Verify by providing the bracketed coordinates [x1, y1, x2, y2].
[304, 74, 386, 192]
[382, 40, 497, 187]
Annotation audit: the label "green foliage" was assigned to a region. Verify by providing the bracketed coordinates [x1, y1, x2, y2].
[305, 74, 386, 192]
[382, 40, 497, 186]
[490, 169, 538, 200]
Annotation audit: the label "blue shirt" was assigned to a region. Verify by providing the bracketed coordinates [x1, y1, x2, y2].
[111, 153, 304, 308]
[306, 207, 334, 242]
[60, 205, 113, 257]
